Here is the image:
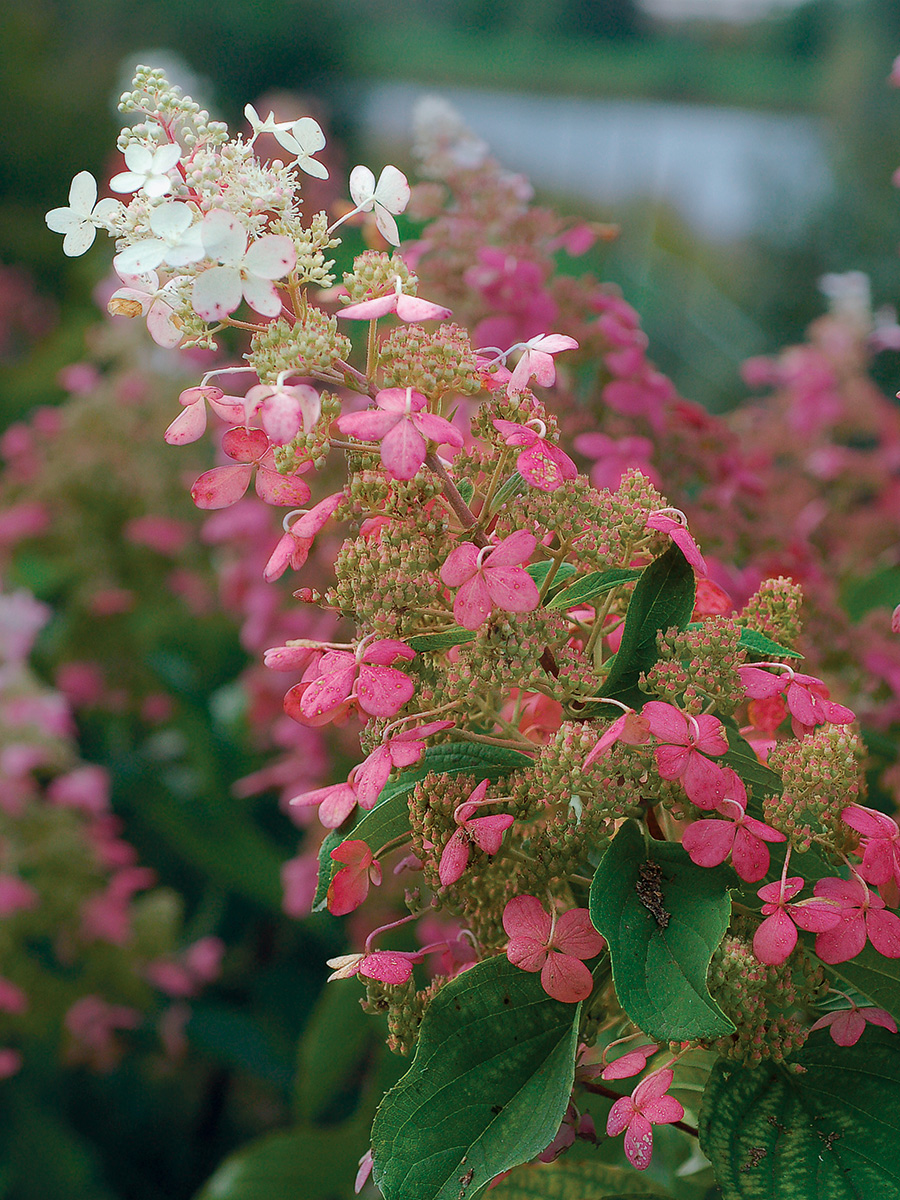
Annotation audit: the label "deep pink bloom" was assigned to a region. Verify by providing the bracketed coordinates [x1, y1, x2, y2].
[263, 492, 343, 582]
[283, 638, 416, 726]
[841, 805, 900, 890]
[642, 701, 729, 810]
[506, 333, 579, 395]
[584, 711, 651, 769]
[682, 792, 786, 883]
[0, 874, 39, 917]
[244, 381, 320, 446]
[327, 941, 448, 986]
[646, 510, 707, 576]
[336, 276, 451, 322]
[606, 1068, 685, 1171]
[327, 840, 382, 916]
[813, 877, 900, 964]
[492, 419, 577, 492]
[503, 895, 605, 1003]
[353, 720, 454, 807]
[336, 387, 463, 480]
[810, 1003, 897, 1046]
[191, 427, 312, 510]
[164, 385, 245, 446]
[290, 774, 362, 828]
[600, 1043, 659, 1080]
[440, 530, 539, 630]
[753, 876, 842, 965]
[438, 779, 514, 886]
[738, 667, 855, 736]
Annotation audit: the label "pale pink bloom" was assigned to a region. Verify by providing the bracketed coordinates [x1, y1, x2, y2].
[355, 1150, 374, 1194]
[263, 644, 324, 673]
[110, 142, 181, 197]
[164, 385, 245, 446]
[682, 792, 786, 883]
[80, 865, 155, 945]
[337, 275, 451, 322]
[646, 510, 707, 575]
[353, 720, 454, 807]
[190, 427, 312, 510]
[503, 895, 605, 1003]
[0, 589, 51, 663]
[642, 701, 729, 810]
[440, 530, 539, 630]
[336, 387, 463, 480]
[573, 432, 659, 492]
[0, 977, 27, 1014]
[584, 711, 651, 769]
[753, 877, 842, 966]
[842, 805, 900, 890]
[892, 604, 900, 635]
[506, 334, 579, 395]
[438, 779, 514, 886]
[0, 1049, 22, 1079]
[606, 1068, 685, 1171]
[47, 765, 110, 814]
[281, 852, 319, 918]
[0, 874, 38, 917]
[264, 492, 344, 582]
[243, 381, 320, 446]
[600, 1043, 659, 1080]
[146, 936, 224, 997]
[0, 501, 50, 547]
[56, 661, 105, 708]
[114, 202, 205, 276]
[290, 774, 362, 828]
[327, 840, 382, 916]
[124, 515, 191, 555]
[492, 419, 577, 492]
[347, 165, 411, 246]
[192, 211, 296, 321]
[813, 877, 900, 964]
[283, 638, 415, 726]
[811, 1003, 897, 1046]
[108, 268, 186, 347]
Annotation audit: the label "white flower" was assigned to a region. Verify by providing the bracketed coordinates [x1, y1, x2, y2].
[273, 117, 328, 180]
[108, 268, 187, 347]
[110, 143, 182, 197]
[191, 210, 296, 322]
[113, 202, 205, 276]
[45, 172, 123, 257]
[348, 165, 410, 246]
[244, 104, 295, 141]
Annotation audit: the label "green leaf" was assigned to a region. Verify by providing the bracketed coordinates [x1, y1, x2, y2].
[719, 725, 784, 800]
[736, 627, 802, 660]
[311, 828, 344, 913]
[371, 956, 580, 1200]
[589, 821, 736, 1041]
[294, 968, 379, 1123]
[700, 1027, 900, 1199]
[406, 628, 476, 653]
[490, 470, 528, 512]
[842, 564, 900, 621]
[488, 1159, 671, 1198]
[599, 546, 696, 709]
[457, 479, 475, 504]
[525, 559, 578, 594]
[829, 946, 900, 1021]
[313, 743, 533, 911]
[547, 567, 644, 611]
[188, 1003, 295, 1088]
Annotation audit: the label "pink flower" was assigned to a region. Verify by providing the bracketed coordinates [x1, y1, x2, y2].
[438, 779, 514, 886]
[145, 937, 224, 997]
[336, 275, 451, 322]
[0, 977, 27, 1014]
[810, 1003, 897, 1046]
[108, 267, 187, 347]
[841, 805, 900, 890]
[283, 638, 416, 727]
[506, 333, 579, 395]
[191, 427, 313, 510]
[336, 387, 463, 480]
[600, 1043, 659, 1080]
[164, 385, 245, 446]
[440, 530, 539, 630]
[353, 720, 454, 807]
[281, 852, 319, 918]
[642, 701, 729, 810]
[263, 492, 343, 582]
[682, 791, 786, 883]
[753, 877, 842, 965]
[492, 419, 577, 492]
[812, 877, 900, 964]
[646, 509, 707, 576]
[503, 895, 605, 1003]
[290, 774, 362, 828]
[583, 710, 651, 769]
[0, 874, 38, 917]
[606, 1068, 685, 1171]
[327, 841, 382, 916]
[738, 667, 855, 737]
[0, 1049, 22, 1079]
[244, 381, 320, 446]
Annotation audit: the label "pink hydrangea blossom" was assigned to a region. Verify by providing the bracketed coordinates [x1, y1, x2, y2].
[0, 977, 27, 1014]
[264, 492, 344, 582]
[841, 805, 900, 890]
[244, 381, 320, 446]
[503, 895, 605, 1003]
[283, 638, 416, 726]
[600, 1043, 659, 1080]
[145, 936, 224, 997]
[440, 530, 540, 630]
[108, 267, 187, 347]
[738, 666, 855, 736]
[290, 773, 363, 828]
[584, 710, 651, 769]
[753, 876, 843, 965]
[336, 275, 451, 322]
[190, 427, 312, 510]
[336, 387, 463, 480]
[641, 701, 729, 810]
[682, 791, 786, 883]
[0, 874, 38, 917]
[812, 877, 900, 964]
[492, 418, 577, 491]
[646, 509, 707, 576]
[606, 1068, 685, 1170]
[164, 385, 246, 446]
[327, 840, 382, 916]
[810, 1003, 897, 1046]
[438, 779, 514, 886]
[505, 333, 579, 395]
[353, 720, 454, 807]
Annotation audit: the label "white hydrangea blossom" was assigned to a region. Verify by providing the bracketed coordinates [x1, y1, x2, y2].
[113, 202, 205, 275]
[110, 143, 182, 197]
[45, 172, 124, 256]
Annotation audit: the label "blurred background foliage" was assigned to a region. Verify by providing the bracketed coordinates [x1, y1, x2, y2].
[2, 1, 900, 1197]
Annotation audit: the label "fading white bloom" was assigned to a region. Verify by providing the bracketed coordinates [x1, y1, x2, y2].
[114, 202, 205, 276]
[244, 104, 295, 141]
[819, 271, 872, 332]
[336, 164, 410, 247]
[273, 117, 329, 179]
[110, 143, 182, 197]
[108, 268, 187, 347]
[45, 172, 123, 257]
[191, 210, 296, 322]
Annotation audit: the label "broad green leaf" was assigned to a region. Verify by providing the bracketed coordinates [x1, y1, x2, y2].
[700, 1027, 900, 1200]
[599, 546, 696, 709]
[311, 828, 343, 913]
[371, 956, 580, 1200]
[735, 628, 802, 660]
[590, 821, 735, 1041]
[313, 743, 533, 910]
[525, 559, 578, 594]
[406, 628, 476, 653]
[488, 1159, 671, 1198]
[547, 567, 644, 610]
[490, 470, 528, 512]
[294, 978, 379, 1123]
[719, 725, 783, 800]
[829, 945, 900, 1021]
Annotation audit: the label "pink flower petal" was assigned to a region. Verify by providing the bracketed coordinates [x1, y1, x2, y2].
[453, 572, 494, 629]
[337, 294, 398, 320]
[467, 813, 514, 855]
[483, 529, 537, 569]
[165, 401, 208, 445]
[540, 950, 594, 1002]
[484, 566, 540, 614]
[394, 293, 452, 321]
[553, 909, 606, 959]
[506, 936, 548, 973]
[358, 951, 414, 984]
[753, 909, 798, 965]
[682, 819, 736, 869]
[503, 894, 552, 942]
[336, 408, 400, 441]
[379, 417, 427, 480]
[606, 1096, 635, 1138]
[623, 1112, 655, 1170]
[438, 830, 471, 886]
[191, 463, 252, 509]
[440, 542, 480, 587]
[357, 663, 415, 718]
